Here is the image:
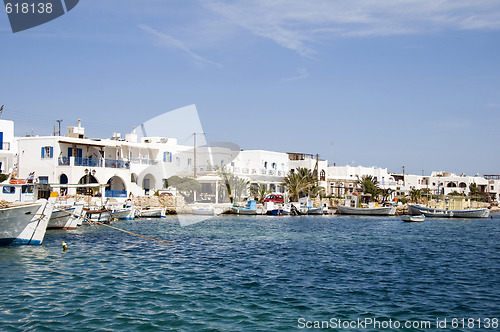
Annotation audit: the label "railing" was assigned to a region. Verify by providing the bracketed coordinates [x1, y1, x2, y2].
[105, 159, 130, 169]
[58, 157, 70, 166]
[75, 157, 103, 167]
[105, 190, 127, 198]
[130, 158, 158, 165]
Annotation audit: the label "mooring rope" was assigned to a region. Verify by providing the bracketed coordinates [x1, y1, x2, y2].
[66, 210, 173, 245]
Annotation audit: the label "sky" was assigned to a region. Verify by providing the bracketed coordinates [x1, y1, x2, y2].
[1, 0, 499, 176]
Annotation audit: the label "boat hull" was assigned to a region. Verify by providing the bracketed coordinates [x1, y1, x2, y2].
[401, 214, 425, 222]
[0, 199, 54, 246]
[337, 205, 396, 216]
[84, 208, 111, 223]
[111, 208, 135, 220]
[48, 205, 84, 230]
[138, 208, 163, 218]
[408, 204, 489, 218]
[231, 207, 257, 215]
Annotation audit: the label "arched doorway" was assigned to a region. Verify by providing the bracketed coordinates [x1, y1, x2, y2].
[78, 173, 98, 195]
[142, 174, 155, 195]
[106, 176, 127, 198]
[59, 173, 68, 196]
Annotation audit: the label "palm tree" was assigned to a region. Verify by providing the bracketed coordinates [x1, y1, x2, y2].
[409, 188, 422, 203]
[251, 184, 271, 203]
[357, 175, 380, 198]
[283, 167, 324, 201]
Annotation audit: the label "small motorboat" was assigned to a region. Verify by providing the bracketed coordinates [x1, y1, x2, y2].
[401, 214, 425, 222]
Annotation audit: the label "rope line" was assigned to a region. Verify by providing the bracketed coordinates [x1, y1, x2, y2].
[66, 210, 173, 245]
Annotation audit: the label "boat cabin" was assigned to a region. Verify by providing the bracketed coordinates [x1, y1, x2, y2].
[0, 182, 36, 203]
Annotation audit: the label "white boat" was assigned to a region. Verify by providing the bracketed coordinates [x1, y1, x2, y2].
[337, 205, 397, 216]
[83, 207, 111, 223]
[48, 204, 84, 230]
[401, 214, 425, 222]
[231, 200, 258, 215]
[337, 194, 396, 216]
[191, 205, 223, 215]
[408, 204, 489, 218]
[111, 208, 136, 220]
[138, 207, 163, 218]
[0, 198, 56, 246]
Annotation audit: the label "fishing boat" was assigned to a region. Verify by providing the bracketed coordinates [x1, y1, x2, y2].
[83, 207, 111, 223]
[264, 202, 290, 216]
[110, 207, 136, 220]
[231, 200, 258, 215]
[137, 207, 163, 218]
[0, 197, 56, 246]
[408, 204, 489, 218]
[47, 204, 84, 229]
[401, 214, 425, 222]
[337, 194, 396, 216]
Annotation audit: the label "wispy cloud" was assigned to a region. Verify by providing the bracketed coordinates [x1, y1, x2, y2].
[138, 24, 223, 68]
[282, 68, 310, 82]
[202, 0, 500, 56]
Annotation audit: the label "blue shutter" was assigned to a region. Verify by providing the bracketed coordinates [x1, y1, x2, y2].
[168, 152, 172, 162]
[68, 148, 72, 157]
[41, 147, 46, 158]
[163, 152, 167, 162]
[49, 147, 54, 158]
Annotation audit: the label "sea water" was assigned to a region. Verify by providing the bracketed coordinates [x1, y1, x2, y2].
[1, 214, 499, 331]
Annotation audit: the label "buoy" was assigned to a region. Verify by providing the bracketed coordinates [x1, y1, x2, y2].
[62, 241, 68, 251]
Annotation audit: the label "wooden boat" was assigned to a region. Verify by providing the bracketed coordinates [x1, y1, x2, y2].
[0, 198, 56, 246]
[83, 207, 111, 223]
[337, 194, 396, 216]
[337, 205, 397, 216]
[231, 200, 258, 215]
[48, 204, 84, 229]
[111, 208, 136, 220]
[401, 214, 425, 222]
[408, 204, 489, 218]
[138, 207, 163, 218]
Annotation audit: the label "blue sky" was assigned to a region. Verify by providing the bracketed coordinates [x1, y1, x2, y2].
[1, 0, 499, 176]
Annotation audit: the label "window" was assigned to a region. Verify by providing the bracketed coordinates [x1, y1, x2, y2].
[264, 161, 268, 169]
[187, 158, 192, 166]
[41, 146, 54, 159]
[320, 170, 326, 181]
[272, 162, 277, 170]
[2, 186, 15, 194]
[163, 152, 172, 163]
[39, 176, 49, 184]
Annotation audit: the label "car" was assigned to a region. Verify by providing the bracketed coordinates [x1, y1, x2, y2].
[263, 194, 284, 203]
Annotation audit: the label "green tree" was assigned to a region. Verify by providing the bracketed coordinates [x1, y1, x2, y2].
[251, 184, 271, 204]
[216, 167, 249, 204]
[283, 167, 324, 201]
[409, 188, 422, 203]
[167, 176, 201, 200]
[357, 175, 380, 199]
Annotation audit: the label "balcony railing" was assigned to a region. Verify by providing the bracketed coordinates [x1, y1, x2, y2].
[75, 157, 103, 167]
[57, 157, 130, 169]
[0, 142, 11, 150]
[130, 158, 158, 165]
[105, 159, 130, 169]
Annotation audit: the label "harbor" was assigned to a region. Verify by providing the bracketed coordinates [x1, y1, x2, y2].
[1, 214, 499, 330]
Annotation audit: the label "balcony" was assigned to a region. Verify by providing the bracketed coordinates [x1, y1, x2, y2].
[58, 157, 130, 169]
[130, 158, 158, 165]
[0, 142, 10, 150]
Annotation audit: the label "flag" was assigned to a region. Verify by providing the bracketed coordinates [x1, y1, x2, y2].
[0, 105, 3, 114]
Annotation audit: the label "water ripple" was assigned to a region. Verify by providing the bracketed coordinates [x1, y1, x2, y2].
[1, 215, 499, 330]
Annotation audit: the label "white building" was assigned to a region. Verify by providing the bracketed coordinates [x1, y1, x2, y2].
[326, 165, 397, 197]
[0, 119, 17, 174]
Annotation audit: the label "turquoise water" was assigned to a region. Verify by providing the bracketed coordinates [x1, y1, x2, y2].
[1, 214, 499, 331]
